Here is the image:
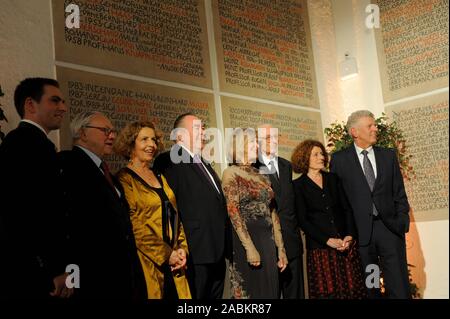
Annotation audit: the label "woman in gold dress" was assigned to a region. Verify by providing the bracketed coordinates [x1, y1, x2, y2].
[114, 121, 191, 299]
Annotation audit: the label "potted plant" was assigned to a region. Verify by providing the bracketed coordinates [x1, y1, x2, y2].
[0, 85, 8, 143]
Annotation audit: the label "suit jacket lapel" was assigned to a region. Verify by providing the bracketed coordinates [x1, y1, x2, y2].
[73, 146, 121, 199]
[19, 121, 56, 153]
[268, 168, 280, 192]
[372, 146, 382, 191]
[203, 160, 225, 200]
[277, 157, 287, 182]
[183, 147, 222, 200]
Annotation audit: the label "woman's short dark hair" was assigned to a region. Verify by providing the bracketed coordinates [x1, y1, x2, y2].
[291, 139, 328, 174]
[114, 121, 163, 161]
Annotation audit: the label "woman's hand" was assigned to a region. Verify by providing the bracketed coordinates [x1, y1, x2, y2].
[337, 236, 353, 251]
[246, 248, 261, 267]
[176, 248, 187, 269]
[326, 238, 344, 249]
[169, 250, 181, 267]
[170, 248, 187, 271]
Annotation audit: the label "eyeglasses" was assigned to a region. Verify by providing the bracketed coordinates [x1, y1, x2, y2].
[83, 125, 117, 136]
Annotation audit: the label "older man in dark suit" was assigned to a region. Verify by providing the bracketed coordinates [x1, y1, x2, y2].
[255, 124, 305, 299]
[58, 111, 146, 299]
[0, 78, 71, 298]
[330, 110, 411, 299]
[153, 113, 231, 299]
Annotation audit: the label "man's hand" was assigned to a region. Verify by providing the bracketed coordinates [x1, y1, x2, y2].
[277, 257, 288, 272]
[49, 273, 74, 298]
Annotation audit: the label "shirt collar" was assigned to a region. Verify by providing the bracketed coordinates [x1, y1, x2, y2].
[20, 119, 48, 136]
[178, 143, 197, 159]
[260, 153, 277, 166]
[354, 143, 374, 155]
[75, 145, 103, 168]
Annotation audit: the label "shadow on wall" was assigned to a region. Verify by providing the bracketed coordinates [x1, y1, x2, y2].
[406, 210, 426, 299]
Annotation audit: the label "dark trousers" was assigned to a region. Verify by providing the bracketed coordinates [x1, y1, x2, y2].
[188, 259, 226, 299]
[280, 255, 305, 299]
[359, 219, 411, 299]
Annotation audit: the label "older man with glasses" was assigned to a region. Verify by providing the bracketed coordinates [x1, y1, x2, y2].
[57, 111, 146, 299]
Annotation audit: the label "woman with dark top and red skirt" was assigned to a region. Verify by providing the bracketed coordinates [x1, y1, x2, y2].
[292, 140, 367, 299]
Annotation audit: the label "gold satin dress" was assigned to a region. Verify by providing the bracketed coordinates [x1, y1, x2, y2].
[117, 168, 191, 299]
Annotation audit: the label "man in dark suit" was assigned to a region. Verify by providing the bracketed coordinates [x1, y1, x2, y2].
[58, 111, 146, 299]
[330, 110, 411, 299]
[153, 113, 231, 299]
[255, 124, 305, 299]
[0, 78, 72, 298]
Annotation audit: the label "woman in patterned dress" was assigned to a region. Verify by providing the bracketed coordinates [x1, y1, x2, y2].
[222, 128, 288, 299]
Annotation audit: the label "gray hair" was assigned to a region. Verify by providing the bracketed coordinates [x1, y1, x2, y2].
[346, 110, 374, 135]
[71, 111, 106, 140]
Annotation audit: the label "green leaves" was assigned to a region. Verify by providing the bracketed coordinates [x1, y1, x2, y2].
[324, 113, 415, 181]
[324, 121, 352, 153]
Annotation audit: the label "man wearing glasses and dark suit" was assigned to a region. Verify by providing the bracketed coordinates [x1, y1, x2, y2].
[57, 111, 146, 299]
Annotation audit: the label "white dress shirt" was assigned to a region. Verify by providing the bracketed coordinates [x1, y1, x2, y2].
[260, 153, 279, 177]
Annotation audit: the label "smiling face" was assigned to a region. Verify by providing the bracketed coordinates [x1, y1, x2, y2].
[308, 146, 325, 171]
[26, 85, 67, 133]
[79, 114, 116, 158]
[131, 127, 157, 165]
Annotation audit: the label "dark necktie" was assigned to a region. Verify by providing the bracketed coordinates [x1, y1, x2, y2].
[193, 154, 219, 193]
[362, 150, 378, 216]
[100, 161, 117, 194]
[269, 160, 279, 181]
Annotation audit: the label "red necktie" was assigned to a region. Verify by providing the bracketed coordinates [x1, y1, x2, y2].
[100, 161, 116, 193]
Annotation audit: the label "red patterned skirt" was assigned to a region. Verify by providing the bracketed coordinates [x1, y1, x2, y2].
[307, 243, 367, 299]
